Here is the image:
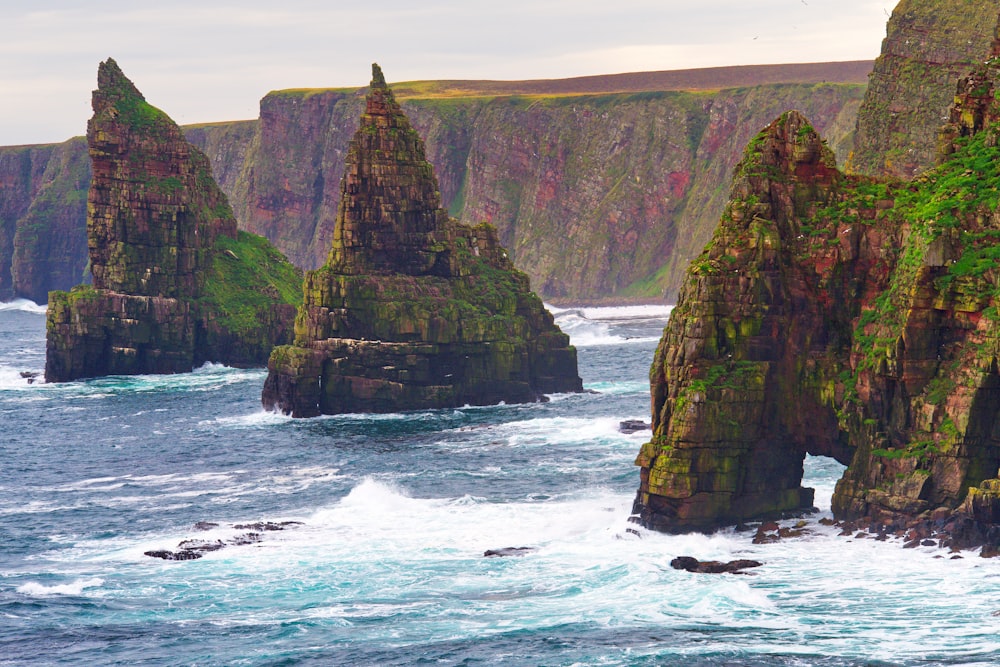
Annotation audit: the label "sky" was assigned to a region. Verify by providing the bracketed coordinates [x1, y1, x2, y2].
[1, 0, 897, 146]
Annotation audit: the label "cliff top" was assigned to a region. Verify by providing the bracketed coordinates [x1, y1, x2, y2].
[267, 60, 872, 102]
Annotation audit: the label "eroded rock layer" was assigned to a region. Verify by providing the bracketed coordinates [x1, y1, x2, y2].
[849, 0, 1000, 179]
[45, 59, 301, 382]
[634, 42, 1000, 545]
[262, 65, 581, 417]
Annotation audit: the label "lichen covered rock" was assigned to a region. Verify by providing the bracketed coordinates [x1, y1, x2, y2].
[262, 65, 581, 417]
[45, 59, 301, 382]
[849, 0, 1000, 179]
[634, 44, 1000, 547]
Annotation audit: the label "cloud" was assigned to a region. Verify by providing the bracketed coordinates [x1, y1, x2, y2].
[0, 0, 896, 145]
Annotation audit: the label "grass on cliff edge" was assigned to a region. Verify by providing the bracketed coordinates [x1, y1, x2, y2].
[201, 231, 303, 335]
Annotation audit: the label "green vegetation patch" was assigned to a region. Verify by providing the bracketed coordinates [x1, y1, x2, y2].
[200, 231, 303, 335]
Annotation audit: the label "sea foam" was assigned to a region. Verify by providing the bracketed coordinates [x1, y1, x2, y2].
[16, 577, 103, 596]
[550, 305, 671, 347]
[0, 298, 46, 314]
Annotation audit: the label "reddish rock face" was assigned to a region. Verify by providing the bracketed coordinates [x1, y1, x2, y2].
[634, 45, 1000, 547]
[262, 65, 582, 417]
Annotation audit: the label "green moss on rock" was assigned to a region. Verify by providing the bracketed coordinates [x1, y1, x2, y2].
[633, 47, 1000, 545]
[262, 64, 581, 417]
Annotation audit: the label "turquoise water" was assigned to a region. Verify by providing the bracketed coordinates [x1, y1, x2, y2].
[1, 302, 999, 666]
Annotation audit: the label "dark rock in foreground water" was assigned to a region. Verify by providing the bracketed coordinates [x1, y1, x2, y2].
[619, 420, 650, 434]
[484, 547, 536, 558]
[670, 556, 763, 574]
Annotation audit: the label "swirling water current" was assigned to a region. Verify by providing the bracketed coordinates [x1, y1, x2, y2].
[1, 303, 998, 666]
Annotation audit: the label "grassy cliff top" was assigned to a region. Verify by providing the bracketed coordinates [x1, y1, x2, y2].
[266, 61, 873, 102]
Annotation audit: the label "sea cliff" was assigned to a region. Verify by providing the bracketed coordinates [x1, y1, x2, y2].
[0, 65, 870, 304]
[849, 0, 1000, 179]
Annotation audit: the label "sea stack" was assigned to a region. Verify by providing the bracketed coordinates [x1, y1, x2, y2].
[261, 64, 581, 417]
[632, 30, 1000, 549]
[45, 59, 301, 382]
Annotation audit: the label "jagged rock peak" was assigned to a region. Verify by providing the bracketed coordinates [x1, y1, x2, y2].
[329, 64, 449, 275]
[45, 60, 301, 383]
[262, 65, 582, 417]
[728, 111, 839, 229]
[364, 62, 400, 117]
[633, 42, 1000, 548]
[371, 62, 387, 88]
[733, 110, 838, 190]
[86, 58, 236, 298]
[94, 57, 144, 110]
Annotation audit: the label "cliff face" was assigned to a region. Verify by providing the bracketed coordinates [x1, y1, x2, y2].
[45, 60, 301, 382]
[0, 140, 89, 304]
[262, 65, 581, 417]
[0, 74, 864, 304]
[849, 0, 1000, 179]
[634, 50, 1000, 547]
[233, 84, 864, 301]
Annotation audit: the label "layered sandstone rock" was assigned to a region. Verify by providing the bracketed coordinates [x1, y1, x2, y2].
[261, 65, 581, 417]
[849, 0, 1000, 179]
[45, 59, 301, 382]
[634, 39, 1000, 547]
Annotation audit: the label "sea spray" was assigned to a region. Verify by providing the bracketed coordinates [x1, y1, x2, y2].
[551, 305, 671, 347]
[4, 305, 1000, 665]
[0, 299, 46, 314]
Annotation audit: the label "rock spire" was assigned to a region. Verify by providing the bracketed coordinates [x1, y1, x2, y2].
[633, 41, 1000, 550]
[45, 59, 301, 382]
[262, 64, 581, 417]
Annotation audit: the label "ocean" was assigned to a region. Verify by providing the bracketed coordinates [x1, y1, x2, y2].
[1, 300, 998, 666]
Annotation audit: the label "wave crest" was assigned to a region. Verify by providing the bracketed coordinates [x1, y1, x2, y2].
[0, 299, 46, 314]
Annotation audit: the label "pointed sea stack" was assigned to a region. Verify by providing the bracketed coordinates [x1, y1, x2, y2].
[45, 59, 301, 382]
[261, 64, 581, 417]
[633, 27, 1000, 550]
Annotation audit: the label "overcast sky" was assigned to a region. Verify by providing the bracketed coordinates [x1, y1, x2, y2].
[1, 0, 897, 146]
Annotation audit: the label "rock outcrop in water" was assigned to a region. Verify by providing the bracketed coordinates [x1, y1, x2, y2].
[44, 59, 301, 382]
[261, 65, 581, 417]
[633, 31, 1000, 548]
[849, 0, 1000, 179]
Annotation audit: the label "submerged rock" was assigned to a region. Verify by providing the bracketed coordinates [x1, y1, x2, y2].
[44, 59, 301, 383]
[144, 521, 302, 561]
[669, 556, 763, 574]
[144, 549, 203, 561]
[633, 23, 1000, 549]
[618, 420, 651, 434]
[262, 64, 581, 417]
[483, 547, 536, 558]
